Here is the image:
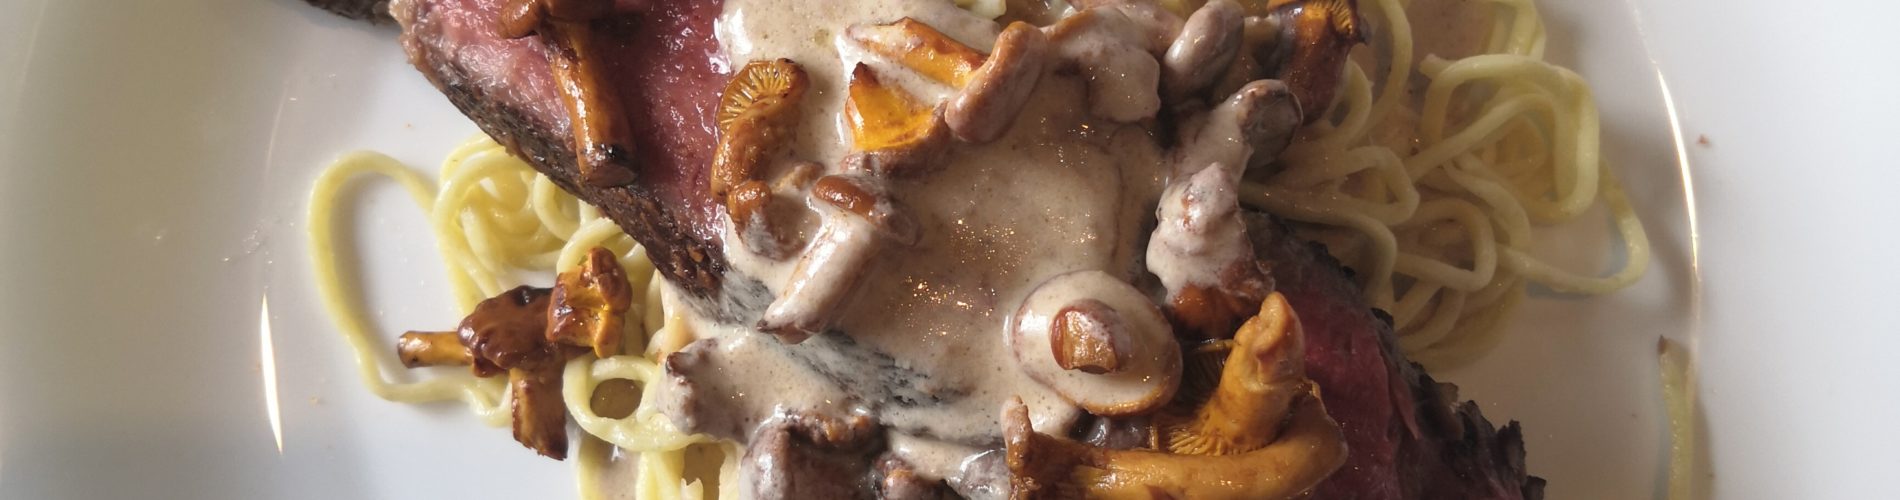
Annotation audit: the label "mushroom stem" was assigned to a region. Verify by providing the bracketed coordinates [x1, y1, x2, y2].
[847, 18, 986, 87]
[757, 175, 918, 343]
[396, 331, 472, 368]
[498, 0, 637, 186]
[1146, 165, 1272, 339]
[542, 20, 638, 186]
[1262, 0, 1365, 123]
[757, 214, 881, 342]
[497, 0, 613, 38]
[1173, 78, 1302, 180]
[946, 22, 1050, 143]
[1162, 0, 1245, 99]
[1004, 391, 1345, 500]
[1162, 292, 1307, 455]
[510, 362, 571, 459]
[1045, 7, 1165, 123]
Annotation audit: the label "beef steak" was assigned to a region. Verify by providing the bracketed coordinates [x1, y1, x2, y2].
[307, 0, 1554, 497]
[392, 0, 734, 302]
[1251, 216, 1542, 499]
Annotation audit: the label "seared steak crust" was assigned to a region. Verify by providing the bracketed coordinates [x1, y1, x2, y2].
[423, 58, 726, 295]
[379, 0, 1543, 496]
[393, 0, 731, 300]
[1252, 215, 1542, 499]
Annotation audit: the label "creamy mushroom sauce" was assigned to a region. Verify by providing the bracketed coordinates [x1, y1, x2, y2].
[653, 0, 1225, 487]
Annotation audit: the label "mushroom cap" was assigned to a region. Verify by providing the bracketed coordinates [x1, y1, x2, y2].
[1010, 270, 1182, 416]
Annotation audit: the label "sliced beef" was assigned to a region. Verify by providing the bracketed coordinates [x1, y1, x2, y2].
[302, 0, 393, 24]
[390, 0, 733, 301]
[1249, 215, 1543, 500]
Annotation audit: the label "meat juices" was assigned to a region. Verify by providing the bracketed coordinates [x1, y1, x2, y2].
[380, 0, 1544, 497]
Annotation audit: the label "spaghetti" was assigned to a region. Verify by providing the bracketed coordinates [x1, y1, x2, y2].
[1241, 0, 1650, 368]
[307, 137, 734, 499]
[308, 0, 1652, 496]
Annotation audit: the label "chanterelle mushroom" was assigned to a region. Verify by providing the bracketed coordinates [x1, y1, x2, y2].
[1146, 165, 1272, 339]
[710, 59, 809, 200]
[1010, 270, 1182, 416]
[842, 63, 951, 176]
[497, 0, 637, 186]
[1258, 0, 1367, 122]
[757, 174, 920, 343]
[848, 18, 1050, 144]
[1162, 0, 1246, 99]
[547, 246, 633, 358]
[454, 285, 587, 459]
[946, 21, 1050, 144]
[396, 330, 472, 369]
[1045, 6, 1166, 123]
[848, 18, 986, 87]
[1174, 78, 1303, 179]
[390, 247, 638, 459]
[1003, 293, 1347, 500]
[459, 286, 561, 377]
[712, 59, 811, 258]
[1155, 292, 1310, 455]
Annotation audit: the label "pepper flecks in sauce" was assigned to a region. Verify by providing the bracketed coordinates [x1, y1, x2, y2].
[654, 0, 1302, 491]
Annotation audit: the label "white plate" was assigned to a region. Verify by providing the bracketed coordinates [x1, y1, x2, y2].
[1, 0, 1895, 498]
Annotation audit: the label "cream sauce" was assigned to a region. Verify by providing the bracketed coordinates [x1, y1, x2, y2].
[668, 0, 1186, 485]
[1147, 164, 1250, 293]
[572, 0, 1504, 495]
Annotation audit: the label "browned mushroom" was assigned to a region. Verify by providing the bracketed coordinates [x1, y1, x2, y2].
[945, 22, 1049, 144]
[392, 286, 553, 377]
[509, 360, 570, 459]
[847, 18, 987, 87]
[458, 285, 557, 377]
[710, 59, 812, 258]
[547, 246, 633, 358]
[1173, 78, 1303, 179]
[497, 0, 636, 186]
[840, 63, 951, 176]
[1259, 0, 1366, 122]
[1154, 292, 1309, 455]
[1051, 300, 1130, 374]
[1003, 389, 1343, 499]
[1045, 6, 1165, 122]
[756, 174, 919, 343]
[1162, 0, 1246, 98]
[396, 330, 471, 368]
[1145, 165, 1273, 339]
[1003, 293, 1347, 499]
[710, 59, 810, 200]
[848, 18, 1050, 144]
[1009, 270, 1182, 416]
[390, 248, 636, 460]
